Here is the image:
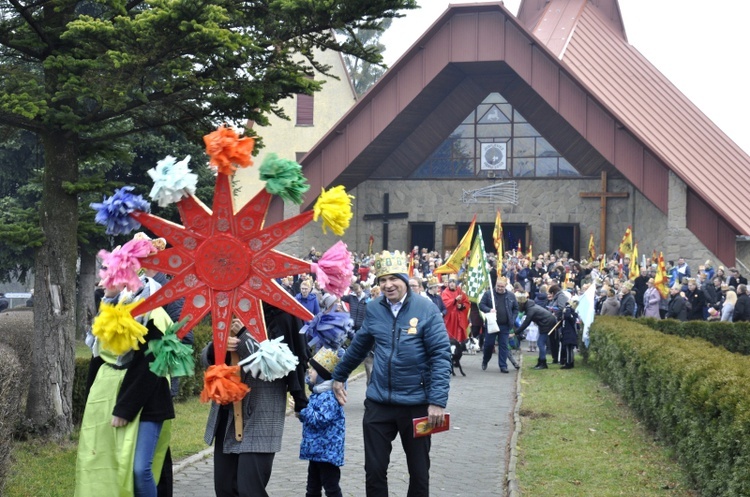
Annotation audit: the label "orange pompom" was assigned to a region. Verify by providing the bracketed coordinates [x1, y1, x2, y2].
[200, 364, 251, 405]
[203, 125, 255, 175]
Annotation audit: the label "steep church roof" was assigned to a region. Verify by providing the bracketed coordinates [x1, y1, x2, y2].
[299, 1, 749, 263]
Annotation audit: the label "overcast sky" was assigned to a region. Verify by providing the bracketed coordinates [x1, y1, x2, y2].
[381, 0, 750, 154]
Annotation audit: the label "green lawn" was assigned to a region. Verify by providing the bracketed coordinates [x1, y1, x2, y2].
[4, 396, 210, 497]
[517, 358, 697, 496]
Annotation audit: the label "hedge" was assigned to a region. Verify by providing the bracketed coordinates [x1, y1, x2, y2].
[636, 317, 750, 355]
[590, 316, 750, 497]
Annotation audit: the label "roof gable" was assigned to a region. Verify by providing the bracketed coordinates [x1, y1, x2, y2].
[299, 2, 750, 251]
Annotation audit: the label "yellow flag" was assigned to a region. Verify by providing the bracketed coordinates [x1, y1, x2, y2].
[588, 233, 596, 261]
[629, 243, 640, 280]
[527, 241, 533, 261]
[654, 252, 669, 298]
[493, 210, 503, 256]
[435, 214, 476, 274]
[599, 253, 606, 271]
[618, 226, 633, 257]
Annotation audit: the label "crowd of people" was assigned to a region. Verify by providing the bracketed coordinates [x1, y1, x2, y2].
[75, 232, 749, 496]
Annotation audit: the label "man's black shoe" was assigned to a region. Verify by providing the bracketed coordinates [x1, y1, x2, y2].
[500, 368, 509, 374]
[481, 362, 487, 371]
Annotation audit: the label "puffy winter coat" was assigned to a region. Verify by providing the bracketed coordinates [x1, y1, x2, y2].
[332, 292, 451, 408]
[299, 385, 345, 466]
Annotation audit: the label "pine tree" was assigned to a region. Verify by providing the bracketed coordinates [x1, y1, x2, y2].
[0, 0, 416, 438]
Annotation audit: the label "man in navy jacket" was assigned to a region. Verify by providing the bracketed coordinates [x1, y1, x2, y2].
[332, 250, 451, 497]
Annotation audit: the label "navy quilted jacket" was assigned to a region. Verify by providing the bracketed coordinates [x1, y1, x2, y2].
[299, 386, 345, 466]
[332, 291, 451, 408]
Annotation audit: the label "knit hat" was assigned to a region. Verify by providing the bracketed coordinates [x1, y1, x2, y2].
[320, 293, 338, 313]
[309, 347, 341, 381]
[374, 250, 409, 285]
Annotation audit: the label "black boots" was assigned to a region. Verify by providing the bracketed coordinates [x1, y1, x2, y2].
[532, 359, 548, 370]
[561, 362, 574, 369]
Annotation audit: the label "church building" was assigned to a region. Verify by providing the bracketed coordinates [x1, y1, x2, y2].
[270, 0, 750, 271]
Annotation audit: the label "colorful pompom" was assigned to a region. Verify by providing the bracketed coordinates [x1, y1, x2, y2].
[300, 312, 353, 352]
[311, 241, 354, 297]
[237, 336, 298, 381]
[146, 320, 195, 378]
[98, 238, 156, 292]
[203, 125, 255, 175]
[313, 186, 354, 236]
[200, 364, 250, 405]
[147, 155, 198, 207]
[92, 300, 148, 356]
[90, 186, 151, 235]
[259, 153, 310, 205]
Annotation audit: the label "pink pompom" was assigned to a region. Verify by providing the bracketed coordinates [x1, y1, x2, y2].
[311, 241, 354, 298]
[98, 239, 157, 292]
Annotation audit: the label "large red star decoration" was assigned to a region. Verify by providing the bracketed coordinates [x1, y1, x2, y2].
[129, 172, 316, 361]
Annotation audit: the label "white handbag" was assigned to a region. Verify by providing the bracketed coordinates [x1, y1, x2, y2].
[486, 313, 500, 334]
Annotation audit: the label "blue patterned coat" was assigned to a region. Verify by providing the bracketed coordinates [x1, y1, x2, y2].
[299, 385, 345, 466]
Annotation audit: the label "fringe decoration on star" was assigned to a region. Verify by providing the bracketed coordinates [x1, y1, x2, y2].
[147, 155, 198, 207]
[90, 186, 151, 235]
[200, 364, 250, 405]
[310, 241, 354, 297]
[92, 300, 148, 356]
[203, 125, 255, 175]
[146, 320, 195, 378]
[237, 336, 299, 381]
[300, 312, 353, 353]
[259, 153, 310, 204]
[313, 186, 354, 236]
[98, 239, 156, 292]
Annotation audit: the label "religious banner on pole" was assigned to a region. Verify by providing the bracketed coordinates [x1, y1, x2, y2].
[493, 210, 503, 256]
[629, 243, 640, 280]
[435, 214, 476, 274]
[654, 252, 670, 298]
[588, 233, 596, 261]
[466, 226, 490, 304]
[618, 226, 633, 258]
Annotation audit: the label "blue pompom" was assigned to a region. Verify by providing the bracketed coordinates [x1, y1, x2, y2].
[90, 186, 151, 235]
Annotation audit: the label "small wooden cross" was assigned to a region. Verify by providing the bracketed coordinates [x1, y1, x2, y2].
[363, 193, 408, 250]
[579, 171, 629, 255]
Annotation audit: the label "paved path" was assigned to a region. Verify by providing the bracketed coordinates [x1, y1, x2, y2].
[174, 350, 520, 496]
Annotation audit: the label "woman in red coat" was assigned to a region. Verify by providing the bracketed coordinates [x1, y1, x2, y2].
[441, 277, 469, 342]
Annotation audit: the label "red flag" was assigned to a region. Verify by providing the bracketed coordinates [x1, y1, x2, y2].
[368, 235, 374, 255]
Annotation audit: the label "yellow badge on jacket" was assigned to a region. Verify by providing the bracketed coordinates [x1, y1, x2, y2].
[408, 317, 418, 334]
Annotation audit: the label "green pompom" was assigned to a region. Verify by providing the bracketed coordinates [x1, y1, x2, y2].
[260, 153, 310, 205]
[146, 320, 195, 378]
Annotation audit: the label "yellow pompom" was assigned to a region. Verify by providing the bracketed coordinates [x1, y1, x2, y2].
[313, 186, 354, 236]
[92, 300, 148, 356]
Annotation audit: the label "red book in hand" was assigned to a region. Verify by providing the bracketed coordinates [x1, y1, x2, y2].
[412, 413, 451, 438]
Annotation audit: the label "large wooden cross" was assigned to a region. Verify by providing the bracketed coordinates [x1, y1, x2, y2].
[363, 192, 408, 250]
[579, 171, 629, 255]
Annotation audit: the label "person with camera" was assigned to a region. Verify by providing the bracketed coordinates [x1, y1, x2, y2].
[514, 292, 558, 370]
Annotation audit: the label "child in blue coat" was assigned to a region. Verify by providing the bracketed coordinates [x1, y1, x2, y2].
[299, 347, 345, 497]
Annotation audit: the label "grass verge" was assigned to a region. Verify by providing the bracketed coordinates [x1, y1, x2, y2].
[4, 396, 210, 497]
[517, 356, 697, 497]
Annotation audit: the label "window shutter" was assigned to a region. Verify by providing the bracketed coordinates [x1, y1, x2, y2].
[296, 93, 314, 125]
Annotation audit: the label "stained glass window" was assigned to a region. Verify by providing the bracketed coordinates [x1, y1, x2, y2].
[410, 92, 580, 178]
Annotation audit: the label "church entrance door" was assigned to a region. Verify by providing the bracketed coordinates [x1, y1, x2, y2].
[550, 223, 580, 260]
[409, 222, 436, 252]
